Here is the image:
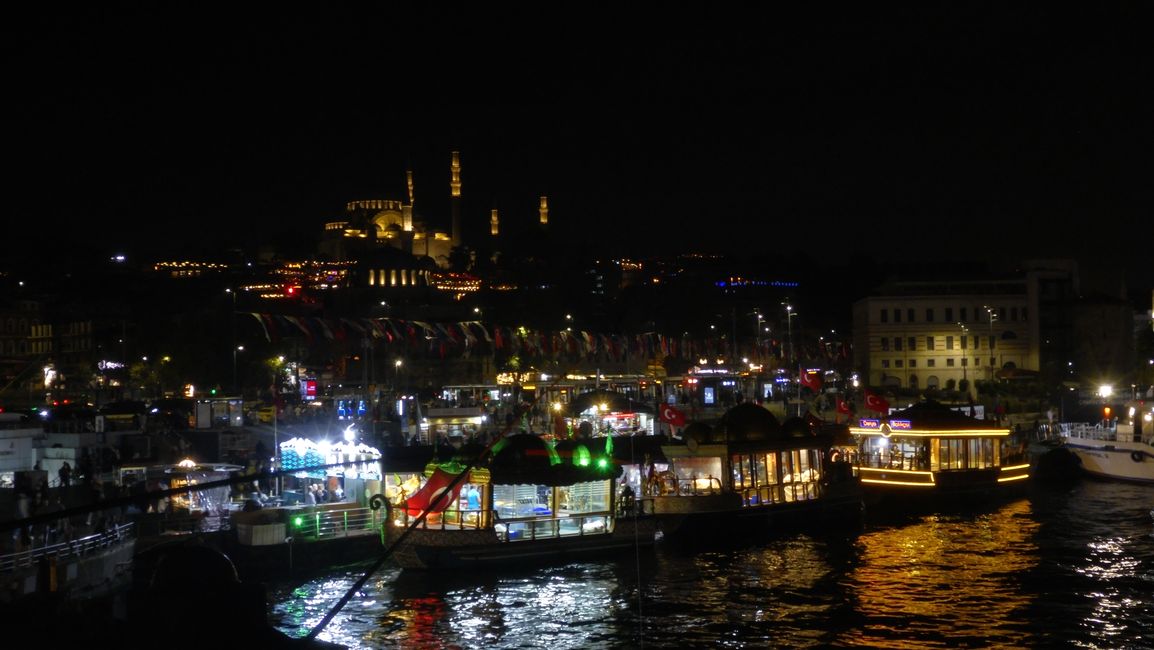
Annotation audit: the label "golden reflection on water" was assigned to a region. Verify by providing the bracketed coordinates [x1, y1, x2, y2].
[842, 498, 1039, 648]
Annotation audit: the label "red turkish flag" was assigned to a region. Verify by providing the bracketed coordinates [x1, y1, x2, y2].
[658, 404, 687, 427]
[405, 468, 464, 516]
[836, 397, 852, 415]
[863, 389, 890, 414]
[800, 371, 822, 392]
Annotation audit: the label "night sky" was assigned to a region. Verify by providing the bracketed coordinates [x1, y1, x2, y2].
[6, 6, 1153, 288]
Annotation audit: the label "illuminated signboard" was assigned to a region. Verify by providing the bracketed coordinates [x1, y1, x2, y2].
[858, 418, 881, 429]
[889, 420, 912, 430]
[300, 379, 318, 400]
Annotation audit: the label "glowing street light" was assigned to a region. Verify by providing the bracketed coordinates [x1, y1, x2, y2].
[784, 304, 798, 365]
[982, 305, 998, 379]
[958, 322, 969, 386]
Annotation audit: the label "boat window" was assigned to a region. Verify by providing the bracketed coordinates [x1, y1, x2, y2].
[753, 453, 771, 488]
[969, 438, 995, 469]
[731, 454, 753, 489]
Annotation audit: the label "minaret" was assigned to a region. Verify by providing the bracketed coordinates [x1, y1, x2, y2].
[490, 208, 499, 236]
[403, 169, 415, 231]
[539, 196, 549, 228]
[450, 151, 462, 248]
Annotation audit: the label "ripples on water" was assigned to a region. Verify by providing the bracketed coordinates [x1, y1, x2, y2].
[267, 481, 1154, 649]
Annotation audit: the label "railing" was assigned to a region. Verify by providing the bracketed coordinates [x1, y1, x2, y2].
[388, 506, 617, 542]
[291, 507, 381, 540]
[0, 522, 135, 574]
[643, 473, 723, 497]
[1060, 422, 1116, 441]
[740, 479, 822, 505]
[495, 512, 611, 542]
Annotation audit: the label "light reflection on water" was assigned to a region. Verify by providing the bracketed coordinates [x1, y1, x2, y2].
[267, 481, 1154, 649]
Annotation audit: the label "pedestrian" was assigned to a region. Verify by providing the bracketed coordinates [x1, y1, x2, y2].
[58, 461, 73, 487]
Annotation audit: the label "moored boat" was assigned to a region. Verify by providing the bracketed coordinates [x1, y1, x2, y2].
[1059, 419, 1154, 484]
[613, 403, 863, 541]
[849, 399, 1031, 505]
[380, 433, 656, 570]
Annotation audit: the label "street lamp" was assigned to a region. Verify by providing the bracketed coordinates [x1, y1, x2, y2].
[784, 304, 798, 366]
[393, 359, 403, 392]
[226, 288, 238, 393]
[958, 323, 969, 388]
[982, 305, 998, 379]
[751, 310, 764, 359]
[233, 345, 244, 397]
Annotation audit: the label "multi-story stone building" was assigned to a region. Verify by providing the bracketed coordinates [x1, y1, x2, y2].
[852, 260, 1135, 395]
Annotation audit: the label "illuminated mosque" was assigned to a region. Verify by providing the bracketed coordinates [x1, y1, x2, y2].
[317, 151, 550, 291]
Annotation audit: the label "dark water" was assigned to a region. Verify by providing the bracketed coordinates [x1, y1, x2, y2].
[267, 480, 1154, 649]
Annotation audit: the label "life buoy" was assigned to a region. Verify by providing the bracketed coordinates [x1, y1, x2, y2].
[1131, 451, 1145, 462]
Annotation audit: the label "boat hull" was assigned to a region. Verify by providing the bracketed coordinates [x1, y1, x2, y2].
[653, 485, 864, 540]
[1065, 438, 1154, 484]
[386, 515, 657, 570]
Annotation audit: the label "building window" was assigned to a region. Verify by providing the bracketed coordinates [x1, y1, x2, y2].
[881, 338, 890, 351]
[894, 337, 903, 351]
[882, 360, 890, 368]
[908, 337, 917, 350]
[880, 309, 888, 323]
[926, 308, 934, 322]
[894, 309, 902, 323]
[947, 358, 955, 367]
[926, 336, 935, 351]
[927, 359, 936, 367]
[960, 307, 967, 322]
[895, 359, 904, 368]
[907, 308, 915, 323]
[1011, 307, 1019, 321]
[909, 359, 917, 368]
[946, 336, 954, 350]
[961, 358, 968, 367]
[945, 307, 953, 322]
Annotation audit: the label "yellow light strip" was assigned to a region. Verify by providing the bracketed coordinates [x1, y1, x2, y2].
[862, 478, 936, 487]
[997, 473, 1030, 483]
[850, 429, 1010, 437]
[858, 468, 934, 477]
[1000, 463, 1030, 471]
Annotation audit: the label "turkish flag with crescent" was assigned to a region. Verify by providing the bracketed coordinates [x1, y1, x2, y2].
[800, 371, 822, 392]
[659, 404, 687, 427]
[405, 468, 464, 516]
[836, 397, 852, 415]
[863, 389, 890, 413]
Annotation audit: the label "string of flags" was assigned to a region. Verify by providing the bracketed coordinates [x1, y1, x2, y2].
[244, 312, 796, 363]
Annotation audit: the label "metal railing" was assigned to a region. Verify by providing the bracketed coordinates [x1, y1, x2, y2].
[290, 507, 380, 540]
[0, 522, 135, 574]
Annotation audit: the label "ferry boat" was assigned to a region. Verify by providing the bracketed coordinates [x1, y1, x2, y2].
[849, 399, 1031, 504]
[379, 433, 657, 569]
[1059, 418, 1154, 483]
[613, 403, 863, 541]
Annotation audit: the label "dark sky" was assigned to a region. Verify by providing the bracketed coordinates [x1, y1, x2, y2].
[5, 6, 1153, 288]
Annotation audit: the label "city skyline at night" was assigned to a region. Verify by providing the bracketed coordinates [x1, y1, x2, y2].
[5, 6, 1153, 290]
